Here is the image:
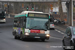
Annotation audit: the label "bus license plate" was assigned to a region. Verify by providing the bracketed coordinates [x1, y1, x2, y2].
[34, 37, 40, 38]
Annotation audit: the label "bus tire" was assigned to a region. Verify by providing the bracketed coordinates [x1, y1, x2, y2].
[14, 36, 18, 39]
[20, 33, 25, 41]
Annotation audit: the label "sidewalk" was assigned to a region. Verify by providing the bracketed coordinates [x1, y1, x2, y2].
[55, 20, 75, 33]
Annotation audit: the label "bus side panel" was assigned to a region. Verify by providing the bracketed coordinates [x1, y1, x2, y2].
[16, 28, 25, 35]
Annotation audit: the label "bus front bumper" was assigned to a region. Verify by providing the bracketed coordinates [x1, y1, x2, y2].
[23, 33, 50, 40]
[0, 19, 6, 22]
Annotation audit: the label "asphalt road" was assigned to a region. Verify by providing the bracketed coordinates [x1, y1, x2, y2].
[0, 18, 64, 50]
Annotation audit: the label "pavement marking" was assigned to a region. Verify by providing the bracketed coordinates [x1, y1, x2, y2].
[58, 31, 61, 33]
[55, 29, 58, 31]
[50, 36, 62, 40]
[55, 29, 64, 35]
[59, 32, 64, 34]
[61, 33, 64, 34]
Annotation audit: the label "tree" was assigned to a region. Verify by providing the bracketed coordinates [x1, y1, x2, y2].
[58, 0, 64, 21]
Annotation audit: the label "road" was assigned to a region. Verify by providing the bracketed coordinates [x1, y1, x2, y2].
[0, 18, 64, 50]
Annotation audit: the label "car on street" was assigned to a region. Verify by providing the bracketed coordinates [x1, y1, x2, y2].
[54, 19, 65, 25]
[62, 26, 75, 50]
[49, 14, 55, 30]
[54, 19, 61, 25]
[50, 22, 55, 30]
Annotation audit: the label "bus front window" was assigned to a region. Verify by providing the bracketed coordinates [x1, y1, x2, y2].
[26, 18, 49, 30]
[0, 11, 5, 19]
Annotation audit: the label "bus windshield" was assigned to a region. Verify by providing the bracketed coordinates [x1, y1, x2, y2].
[26, 18, 49, 30]
[0, 11, 5, 19]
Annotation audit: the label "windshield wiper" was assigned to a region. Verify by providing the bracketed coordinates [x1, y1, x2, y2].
[39, 28, 47, 31]
[30, 26, 38, 29]
[30, 26, 47, 30]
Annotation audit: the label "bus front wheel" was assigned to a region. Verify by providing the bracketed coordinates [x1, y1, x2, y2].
[14, 36, 18, 39]
[20, 34, 25, 41]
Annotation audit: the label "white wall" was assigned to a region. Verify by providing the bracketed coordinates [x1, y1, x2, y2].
[52, 2, 67, 12]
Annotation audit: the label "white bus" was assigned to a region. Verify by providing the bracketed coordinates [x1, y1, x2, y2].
[0, 9, 6, 23]
[12, 11, 50, 41]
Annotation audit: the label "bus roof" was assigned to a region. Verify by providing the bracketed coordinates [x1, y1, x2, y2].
[15, 11, 49, 18]
[21, 11, 43, 14]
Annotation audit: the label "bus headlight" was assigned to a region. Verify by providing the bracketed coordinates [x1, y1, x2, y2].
[3, 19, 5, 20]
[46, 34, 50, 37]
[25, 33, 29, 35]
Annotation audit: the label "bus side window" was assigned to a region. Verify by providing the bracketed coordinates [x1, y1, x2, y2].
[45, 21, 49, 29]
[19, 17, 23, 28]
[23, 17, 26, 28]
[2, 11, 5, 16]
[14, 18, 19, 27]
[24, 19, 26, 22]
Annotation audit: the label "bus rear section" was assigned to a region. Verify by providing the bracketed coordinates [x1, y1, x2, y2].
[0, 10, 6, 23]
[12, 11, 50, 41]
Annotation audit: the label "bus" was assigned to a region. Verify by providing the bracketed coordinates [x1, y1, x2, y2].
[12, 11, 50, 41]
[0, 9, 6, 23]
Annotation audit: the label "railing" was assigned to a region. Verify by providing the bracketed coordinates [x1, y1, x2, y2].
[0, 0, 70, 2]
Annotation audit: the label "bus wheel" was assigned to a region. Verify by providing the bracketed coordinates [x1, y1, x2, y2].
[20, 34, 25, 41]
[14, 36, 18, 39]
[41, 39, 45, 42]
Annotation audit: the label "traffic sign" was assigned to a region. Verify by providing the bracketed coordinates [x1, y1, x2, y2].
[50, 4, 53, 7]
[22, 3, 24, 8]
[4, 4, 7, 7]
[50, 4, 53, 11]
[51, 10, 53, 12]
[50, 7, 53, 10]
[55, 12, 57, 14]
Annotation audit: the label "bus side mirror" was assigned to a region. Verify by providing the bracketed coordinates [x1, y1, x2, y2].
[45, 22, 49, 29]
[26, 14, 28, 17]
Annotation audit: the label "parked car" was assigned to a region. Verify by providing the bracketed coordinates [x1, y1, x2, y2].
[50, 22, 55, 30]
[54, 19, 65, 25]
[62, 26, 75, 50]
[54, 19, 61, 25]
[49, 15, 55, 30]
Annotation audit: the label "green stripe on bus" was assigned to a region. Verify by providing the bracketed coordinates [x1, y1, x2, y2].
[49, 16, 50, 19]
[27, 17, 48, 19]
[15, 14, 25, 17]
[23, 28, 25, 34]
[26, 14, 28, 17]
